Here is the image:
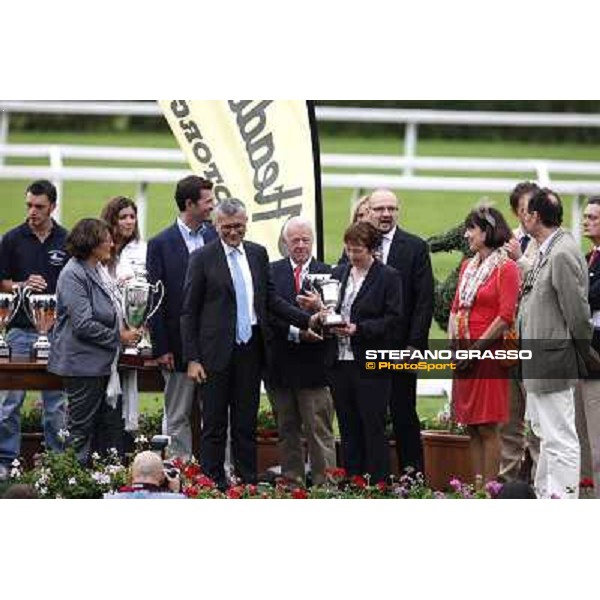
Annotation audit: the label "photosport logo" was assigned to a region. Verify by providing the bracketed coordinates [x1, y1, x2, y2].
[362, 348, 533, 376]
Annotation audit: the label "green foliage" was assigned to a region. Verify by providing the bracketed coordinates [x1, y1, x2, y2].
[15, 448, 128, 499]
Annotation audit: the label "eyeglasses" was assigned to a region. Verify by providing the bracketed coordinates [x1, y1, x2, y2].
[370, 206, 398, 214]
[220, 223, 245, 232]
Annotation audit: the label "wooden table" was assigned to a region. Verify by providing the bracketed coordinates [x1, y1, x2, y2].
[0, 357, 164, 391]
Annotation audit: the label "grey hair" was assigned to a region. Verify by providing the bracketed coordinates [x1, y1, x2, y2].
[131, 451, 163, 482]
[215, 198, 247, 218]
[282, 216, 313, 241]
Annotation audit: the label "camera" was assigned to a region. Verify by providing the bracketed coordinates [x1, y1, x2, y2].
[149, 434, 171, 460]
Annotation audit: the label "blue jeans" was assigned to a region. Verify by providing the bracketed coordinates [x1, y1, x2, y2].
[0, 328, 67, 465]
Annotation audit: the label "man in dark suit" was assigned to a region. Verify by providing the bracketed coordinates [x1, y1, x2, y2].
[367, 189, 434, 474]
[181, 199, 320, 489]
[267, 217, 336, 486]
[147, 175, 217, 460]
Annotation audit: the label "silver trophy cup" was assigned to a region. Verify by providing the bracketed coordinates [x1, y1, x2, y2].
[121, 278, 164, 356]
[23, 290, 57, 360]
[0, 291, 21, 358]
[305, 274, 345, 327]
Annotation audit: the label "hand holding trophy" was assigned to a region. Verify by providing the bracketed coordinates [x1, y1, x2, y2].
[121, 272, 164, 358]
[304, 273, 345, 328]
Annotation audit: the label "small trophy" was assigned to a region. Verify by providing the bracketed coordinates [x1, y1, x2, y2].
[23, 290, 57, 360]
[121, 276, 164, 357]
[305, 274, 345, 327]
[0, 291, 21, 358]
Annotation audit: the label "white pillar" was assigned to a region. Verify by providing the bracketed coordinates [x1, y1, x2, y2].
[0, 110, 8, 167]
[49, 146, 63, 224]
[403, 122, 418, 177]
[136, 181, 148, 240]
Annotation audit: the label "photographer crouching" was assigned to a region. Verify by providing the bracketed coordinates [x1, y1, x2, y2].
[105, 449, 185, 499]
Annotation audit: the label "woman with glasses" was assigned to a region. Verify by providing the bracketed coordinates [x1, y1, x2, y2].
[449, 204, 520, 487]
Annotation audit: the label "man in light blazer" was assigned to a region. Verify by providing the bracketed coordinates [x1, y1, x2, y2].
[147, 176, 217, 460]
[500, 181, 541, 482]
[181, 199, 320, 490]
[519, 188, 593, 498]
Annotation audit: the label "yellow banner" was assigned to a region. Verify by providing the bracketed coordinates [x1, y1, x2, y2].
[158, 100, 322, 259]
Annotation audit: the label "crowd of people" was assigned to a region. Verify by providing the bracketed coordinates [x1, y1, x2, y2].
[0, 175, 599, 499]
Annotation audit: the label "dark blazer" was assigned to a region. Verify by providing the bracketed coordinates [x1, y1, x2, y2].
[325, 260, 403, 365]
[147, 221, 217, 371]
[267, 257, 332, 388]
[587, 250, 600, 361]
[339, 227, 433, 349]
[48, 258, 119, 377]
[181, 239, 311, 373]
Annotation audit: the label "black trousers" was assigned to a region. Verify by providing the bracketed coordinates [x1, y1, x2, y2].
[200, 331, 263, 488]
[64, 376, 124, 466]
[389, 373, 424, 473]
[330, 361, 390, 483]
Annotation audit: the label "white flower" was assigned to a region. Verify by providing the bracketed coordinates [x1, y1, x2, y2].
[57, 429, 70, 441]
[91, 472, 110, 485]
[134, 435, 148, 444]
[10, 468, 21, 479]
[91, 452, 101, 461]
[39, 487, 48, 496]
[68, 477, 77, 486]
[11, 459, 21, 467]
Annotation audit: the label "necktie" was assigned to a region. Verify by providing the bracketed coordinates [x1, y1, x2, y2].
[589, 248, 599, 268]
[374, 237, 385, 262]
[293, 265, 303, 294]
[230, 249, 252, 344]
[520, 235, 530, 253]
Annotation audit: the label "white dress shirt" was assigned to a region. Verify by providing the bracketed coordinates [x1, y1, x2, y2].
[221, 240, 257, 326]
[177, 217, 206, 254]
[380, 226, 396, 265]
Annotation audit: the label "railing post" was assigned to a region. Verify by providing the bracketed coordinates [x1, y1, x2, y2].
[136, 181, 148, 240]
[49, 146, 63, 224]
[0, 110, 9, 166]
[403, 121, 418, 177]
[572, 194, 583, 246]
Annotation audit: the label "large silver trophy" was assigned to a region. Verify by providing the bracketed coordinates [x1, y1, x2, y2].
[23, 290, 57, 360]
[0, 291, 21, 358]
[121, 271, 164, 357]
[305, 274, 345, 327]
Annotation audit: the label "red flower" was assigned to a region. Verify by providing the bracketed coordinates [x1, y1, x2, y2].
[246, 484, 258, 496]
[172, 457, 185, 470]
[291, 487, 309, 499]
[580, 478, 595, 489]
[376, 481, 387, 492]
[351, 475, 367, 489]
[326, 467, 347, 479]
[226, 487, 243, 499]
[183, 485, 199, 498]
[183, 463, 201, 479]
[195, 474, 216, 489]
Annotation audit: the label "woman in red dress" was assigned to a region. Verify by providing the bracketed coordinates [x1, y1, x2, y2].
[449, 205, 520, 486]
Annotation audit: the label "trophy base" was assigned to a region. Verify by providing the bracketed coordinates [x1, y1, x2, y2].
[0, 346, 11, 359]
[324, 314, 345, 327]
[120, 353, 146, 368]
[31, 348, 50, 360]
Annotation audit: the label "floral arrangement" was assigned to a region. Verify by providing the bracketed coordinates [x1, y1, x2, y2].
[420, 401, 466, 435]
[7, 448, 502, 499]
[256, 406, 278, 438]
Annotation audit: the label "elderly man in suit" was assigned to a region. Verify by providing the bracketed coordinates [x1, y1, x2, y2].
[181, 199, 320, 489]
[367, 189, 433, 474]
[519, 188, 593, 498]
[267, 216, 336, 486]
[500, 181, 541, 482]
[147, 175, 217, 460]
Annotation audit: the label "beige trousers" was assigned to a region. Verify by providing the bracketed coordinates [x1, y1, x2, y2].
[270, 385, 336, 486]
[499, 376, 540, 482]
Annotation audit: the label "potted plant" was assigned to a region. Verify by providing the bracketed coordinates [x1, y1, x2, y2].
[420, 401, 472, 490]
[255, 406, 280, 473]
[20, 401, 45, 468]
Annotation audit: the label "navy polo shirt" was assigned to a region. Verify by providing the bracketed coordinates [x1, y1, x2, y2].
[0, 220, 69, 330]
